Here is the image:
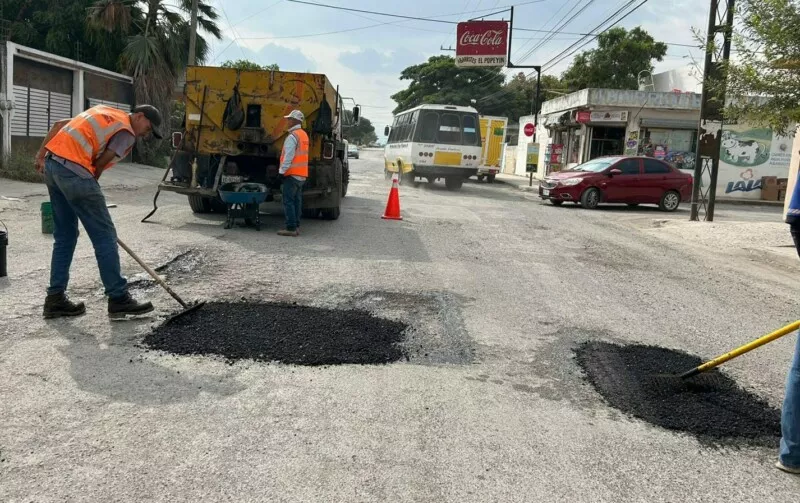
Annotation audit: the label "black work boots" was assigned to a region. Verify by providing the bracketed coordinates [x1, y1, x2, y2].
[43, 292, 86, 319]
[108, 293, 154, 318]
[43, 292, 153, 318]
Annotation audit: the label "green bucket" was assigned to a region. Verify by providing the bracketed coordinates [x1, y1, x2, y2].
[41, 201, 54, 234]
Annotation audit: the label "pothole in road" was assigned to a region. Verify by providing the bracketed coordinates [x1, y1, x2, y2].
[575, 341, 781, 447]
[127, 250, 203, 294]
[142, 301, 408, 365]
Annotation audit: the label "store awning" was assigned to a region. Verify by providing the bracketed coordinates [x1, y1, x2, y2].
[639, 118, 698, 129]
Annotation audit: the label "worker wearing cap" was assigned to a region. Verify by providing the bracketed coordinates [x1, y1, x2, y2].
[779, 177, 800, 474]
[277, 109, 309, 237]
[34, 104, 164, 318]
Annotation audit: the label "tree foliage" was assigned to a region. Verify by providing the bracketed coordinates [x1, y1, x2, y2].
[390, 56, 505, 114]
[390, 56, 568, 121]
[561, 27, 667, 90]
[221, 59, 280, 71]
[716, 0, 800, 136]
[342, 112, 377, 145]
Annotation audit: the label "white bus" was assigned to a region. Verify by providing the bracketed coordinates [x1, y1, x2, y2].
[383, 104, 483, 190]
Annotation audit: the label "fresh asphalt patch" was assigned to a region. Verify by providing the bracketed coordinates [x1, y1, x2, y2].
[142, 301, 408, 365]
[575, 341, 782, 447]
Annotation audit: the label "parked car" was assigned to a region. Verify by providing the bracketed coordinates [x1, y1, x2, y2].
[539, 156, 693, 212]
[347, 144, 359, 159]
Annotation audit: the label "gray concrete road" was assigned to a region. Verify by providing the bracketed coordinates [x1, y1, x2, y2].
[1, 150, 799, 502]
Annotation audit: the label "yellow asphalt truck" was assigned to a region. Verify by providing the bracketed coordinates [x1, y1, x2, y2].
[153, 66, 358, 221]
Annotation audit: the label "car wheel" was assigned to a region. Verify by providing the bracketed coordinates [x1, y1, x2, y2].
[659, 190, 681, 212]
[487, 174, 496, 183]
[580, 188, 601, 209]
[550, 200, 564, 206]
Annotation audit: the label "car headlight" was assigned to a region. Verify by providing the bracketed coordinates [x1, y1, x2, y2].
[559, 178, 583, 186]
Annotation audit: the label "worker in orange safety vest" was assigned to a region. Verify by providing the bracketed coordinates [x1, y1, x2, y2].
[277, 109, 309, 237]
[34, 104, 164, 319]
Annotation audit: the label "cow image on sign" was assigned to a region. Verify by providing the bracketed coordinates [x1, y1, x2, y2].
[456, 20, 509, 68]
[524, 123, 535, 137]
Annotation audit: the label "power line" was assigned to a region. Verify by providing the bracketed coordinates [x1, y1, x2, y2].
[511, 0, 578, 60]
[517, 0, 596, 64]
[542, 0, 652, 71]
[216, 1, 248, 61]
[286, 0, 586, 35]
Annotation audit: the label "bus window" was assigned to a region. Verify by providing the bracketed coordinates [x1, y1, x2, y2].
[405, 111, 419, 141]
[419, 111, 439, 142]
[439, 113, 462, 144]
[462, 115, 479, 145]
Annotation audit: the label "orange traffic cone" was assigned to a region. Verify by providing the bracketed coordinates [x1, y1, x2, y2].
[382, 174, 403, 220]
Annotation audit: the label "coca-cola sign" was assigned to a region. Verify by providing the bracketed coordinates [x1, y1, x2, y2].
[456, 21, 508, 68]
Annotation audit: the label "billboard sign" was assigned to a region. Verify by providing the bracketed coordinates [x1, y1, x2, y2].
[456, 21, 508, 68]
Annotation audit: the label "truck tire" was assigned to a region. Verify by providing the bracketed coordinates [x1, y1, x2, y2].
[342, 164, 350, 198]
[321, 207, 341, 220]
[320, 158, 342, 220]
[445, 177, 464, 191]
[188, 195, 212, 213]
[487, 174, 496, 183]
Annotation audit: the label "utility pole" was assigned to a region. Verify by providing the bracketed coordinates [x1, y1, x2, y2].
[690, 0, 735, 222]
[188, 0, 199, 66]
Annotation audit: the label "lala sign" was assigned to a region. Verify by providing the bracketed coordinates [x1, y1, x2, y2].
[456, 20, 508, 68]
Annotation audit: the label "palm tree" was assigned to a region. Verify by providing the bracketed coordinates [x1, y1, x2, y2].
[88, 0, 222, 161]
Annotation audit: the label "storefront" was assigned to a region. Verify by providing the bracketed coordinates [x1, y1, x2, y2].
[636, 118, 698, 172]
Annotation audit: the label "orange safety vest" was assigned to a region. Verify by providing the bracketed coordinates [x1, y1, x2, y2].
[281, 128, 309, 178]
[45, 105, 135, 176]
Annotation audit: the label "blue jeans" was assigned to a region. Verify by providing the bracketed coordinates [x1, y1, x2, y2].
[44, 158, 127, 299]
[282, 177, 304, 231]
[781, 332, 800, 468]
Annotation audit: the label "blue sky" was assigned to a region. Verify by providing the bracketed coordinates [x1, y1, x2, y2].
[206, 0, 708, 136]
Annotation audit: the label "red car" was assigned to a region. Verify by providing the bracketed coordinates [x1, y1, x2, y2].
[539, 156, 693, 211]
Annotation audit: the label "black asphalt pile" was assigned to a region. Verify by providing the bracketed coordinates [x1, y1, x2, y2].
[575, 341, 782, 446]
[143, 301, 408, 365]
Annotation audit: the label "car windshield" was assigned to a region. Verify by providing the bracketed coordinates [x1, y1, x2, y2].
[571, 158, 620, 172]
[348, 145, 357, 151]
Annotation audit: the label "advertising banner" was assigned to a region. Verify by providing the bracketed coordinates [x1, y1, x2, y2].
[456, 21, 508, 68]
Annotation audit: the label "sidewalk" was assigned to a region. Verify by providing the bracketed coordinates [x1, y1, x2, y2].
[495, 173, 788, 208]
[495, 173, 539, 191]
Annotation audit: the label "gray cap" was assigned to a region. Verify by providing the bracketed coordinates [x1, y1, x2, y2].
[284, 110, 305, 122]
[133, 104, 164, 139]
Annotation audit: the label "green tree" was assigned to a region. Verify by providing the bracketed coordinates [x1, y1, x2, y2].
[88, 0, 222, 163]
[561, 27, 667, 90]
[713, 0, 800, 136]
[390, 55, 505, 114]
[493, 72, 568, 119]
[6, 0, 125, 71]
[220, 59, 280, 71]
[342, 113, 377, 145]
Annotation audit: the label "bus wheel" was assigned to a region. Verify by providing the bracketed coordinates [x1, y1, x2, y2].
[445, 177, 464, 191]
[487, 174, 496, 183]
[401, 170, 417, 187]
[477, 175, 486, 182]
[426, 176, 436, 185]
[385, 169, 392, 180]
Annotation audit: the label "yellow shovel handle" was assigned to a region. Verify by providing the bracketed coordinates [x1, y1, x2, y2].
[696, 320, 800, 373]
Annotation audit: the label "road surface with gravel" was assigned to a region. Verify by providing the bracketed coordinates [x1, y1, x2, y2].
[1, 150, 798, 502]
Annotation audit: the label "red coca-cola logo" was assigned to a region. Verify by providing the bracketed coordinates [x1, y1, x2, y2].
[459, 30, 504, 47]
[456, 21, 508, 57]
